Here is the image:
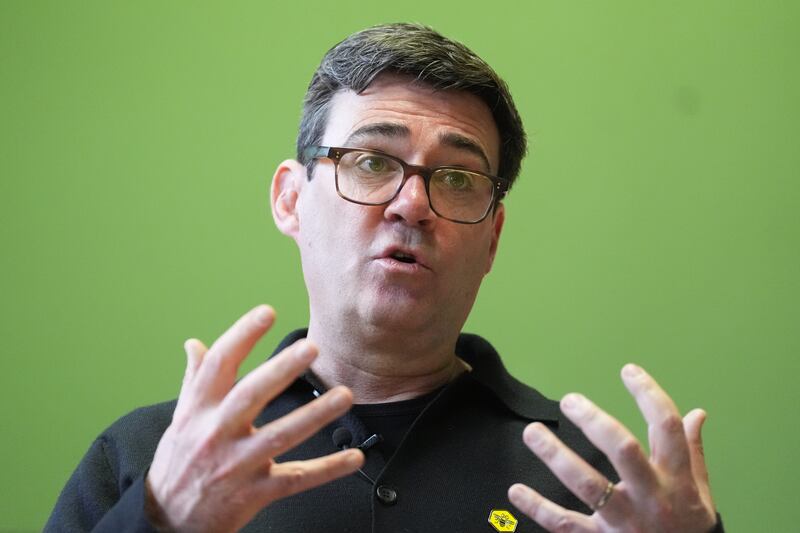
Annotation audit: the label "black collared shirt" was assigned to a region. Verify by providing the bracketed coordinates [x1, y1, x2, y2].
[45, 330, 721, 532]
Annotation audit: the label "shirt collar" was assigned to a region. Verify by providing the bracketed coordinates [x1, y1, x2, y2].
[455, 333, 560, 423]
[271, 328, 559, 424]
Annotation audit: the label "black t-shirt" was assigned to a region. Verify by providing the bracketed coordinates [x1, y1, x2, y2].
[351, 387, 443, 459]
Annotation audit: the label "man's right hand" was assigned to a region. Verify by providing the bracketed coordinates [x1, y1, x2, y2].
[145, 305, 363, 532]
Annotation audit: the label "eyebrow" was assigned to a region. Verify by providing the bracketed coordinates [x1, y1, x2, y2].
[344, 121, 493, 173]
[344, 122, 410, 146]
[438, 132, 492, 173]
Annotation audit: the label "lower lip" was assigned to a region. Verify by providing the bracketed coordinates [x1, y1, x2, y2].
[374, 257, 430, 274]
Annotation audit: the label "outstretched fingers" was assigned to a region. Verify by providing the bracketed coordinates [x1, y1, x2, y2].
[256, 450, 364, 503]
[192, 305, 276, 404]
[683, 408, 715, 508]
[218, 339, 319, 428]
[148, 305, 362, 531]
[174, 338, 210, 418]
[182, 339, 208, 385]
[559, 393, 656, 494]
[521, 423, 620, 516]
[621, 364, 691, 474]
[240, 386, 354, 470]
[513, 366, 719, 533]
[509, 483, 598, 533]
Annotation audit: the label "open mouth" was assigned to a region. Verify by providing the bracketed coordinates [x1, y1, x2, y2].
[378, 246, 429, 271]
[390, 251, 417, 264]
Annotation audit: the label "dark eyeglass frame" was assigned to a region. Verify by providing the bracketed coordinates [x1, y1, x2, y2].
[302, 145, 510, 224]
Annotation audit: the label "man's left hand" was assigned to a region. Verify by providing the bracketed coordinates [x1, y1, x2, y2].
[508, 364, 718, 533]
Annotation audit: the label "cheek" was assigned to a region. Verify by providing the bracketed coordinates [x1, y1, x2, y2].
[297, 192, 376, 271]
[442, 228, 493, 281]
[296, 189, 333, 267]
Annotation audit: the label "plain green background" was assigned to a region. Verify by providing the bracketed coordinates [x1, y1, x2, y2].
[1, 1, 797, 531]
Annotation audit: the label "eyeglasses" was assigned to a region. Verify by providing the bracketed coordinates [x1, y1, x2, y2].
[302, 146, 509, 224]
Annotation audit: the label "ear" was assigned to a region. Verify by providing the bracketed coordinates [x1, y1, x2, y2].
[270, 159, 306, 239]
[484, 202, 505, 275]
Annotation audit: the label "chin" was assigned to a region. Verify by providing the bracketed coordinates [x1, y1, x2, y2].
[360, 295, 434, 331]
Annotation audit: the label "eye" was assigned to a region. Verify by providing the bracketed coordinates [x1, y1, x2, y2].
[440, 171, 474, 191]
[355, 154, 392, 174]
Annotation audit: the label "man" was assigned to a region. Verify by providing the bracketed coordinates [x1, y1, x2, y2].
[46, 24, 722, 532]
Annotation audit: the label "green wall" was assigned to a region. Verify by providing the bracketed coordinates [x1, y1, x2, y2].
[1, 1, 797, 530]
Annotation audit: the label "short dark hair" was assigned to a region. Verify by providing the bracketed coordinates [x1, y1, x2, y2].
[296, 23, 527, 187]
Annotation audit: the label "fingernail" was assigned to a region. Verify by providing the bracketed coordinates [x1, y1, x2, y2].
[345, 449, 363, 466]
[295, 341, 317, 362]
[329, 388, 351, 409]
[508, 484, 527, 501]
[623, 364, 642, 378]
[253, 305, 273, 326]
[523, 423, 547, 449]
[561, 393, 585, 412]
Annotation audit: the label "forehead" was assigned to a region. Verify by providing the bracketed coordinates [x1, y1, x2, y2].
[321, 73, 501, 172]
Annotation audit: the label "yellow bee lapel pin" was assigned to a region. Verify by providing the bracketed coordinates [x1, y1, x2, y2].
[488, 509, 518, 532]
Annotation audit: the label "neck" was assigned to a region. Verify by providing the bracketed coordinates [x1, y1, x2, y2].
[306, 319, 467, 404]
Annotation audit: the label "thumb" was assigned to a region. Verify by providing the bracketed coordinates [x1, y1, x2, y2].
[173, 338, 209, 419]
[182, 338, 209, 387]
[683, 408, 715, 507]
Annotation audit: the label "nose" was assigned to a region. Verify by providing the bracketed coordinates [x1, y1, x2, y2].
[383, 174, 436, 227]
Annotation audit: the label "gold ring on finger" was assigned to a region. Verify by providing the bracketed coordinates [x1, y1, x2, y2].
[591, 481, 615, 511]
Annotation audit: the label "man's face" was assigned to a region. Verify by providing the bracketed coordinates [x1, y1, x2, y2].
[274, 73, 505, 339]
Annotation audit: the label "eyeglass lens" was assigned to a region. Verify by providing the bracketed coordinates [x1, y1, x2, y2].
[336, 151, 495, 222]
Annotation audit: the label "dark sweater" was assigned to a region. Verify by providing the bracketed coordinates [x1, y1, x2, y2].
[45, 330, 722, 532]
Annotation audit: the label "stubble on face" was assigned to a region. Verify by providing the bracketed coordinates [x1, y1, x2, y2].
[295, 73, 504, 346]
